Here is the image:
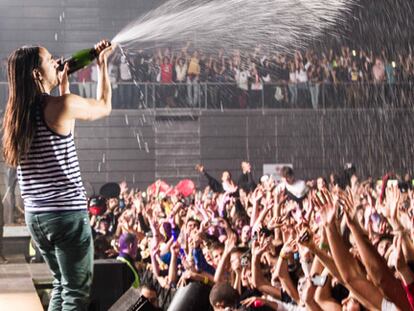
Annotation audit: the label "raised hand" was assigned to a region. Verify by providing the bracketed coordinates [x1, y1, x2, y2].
[95, 39, 113, 66]
[195, 164, 204, 173]
[170, 241, 180, 256]
[241, 297, 267, 308]
[301, 278, 317, 305]
[250, 187, 263, 205]
[339, 189, 357, 225]
[280, 237, 298, 257]
[313, 189, 337, 227]
[58, 62, 70, 95]
[177, 269, 194, 288]
[296, 225, 315, 250]
[268, 215, 287, 230]
[385, 185, 401, 227]
[275, 190, 288, 206]
[224, 230, 237, 253]
[252, 235, 271, 259]
[119, 180, 128, 196]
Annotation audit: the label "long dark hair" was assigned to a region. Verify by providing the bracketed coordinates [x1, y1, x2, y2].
[2, 46, 41, 167]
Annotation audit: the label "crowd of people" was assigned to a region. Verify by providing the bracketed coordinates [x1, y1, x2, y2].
[88, 163, 414, 310]
[76, 44, 414, 109]
[2, 44, 414, 110]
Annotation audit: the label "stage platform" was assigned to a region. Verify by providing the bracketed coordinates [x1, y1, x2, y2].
[0, 257, 52, 310]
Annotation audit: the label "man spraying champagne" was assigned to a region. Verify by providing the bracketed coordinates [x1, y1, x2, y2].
[2, 40, 113, 310]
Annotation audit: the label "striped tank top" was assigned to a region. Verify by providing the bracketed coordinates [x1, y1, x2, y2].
[17, 95, 87, 213]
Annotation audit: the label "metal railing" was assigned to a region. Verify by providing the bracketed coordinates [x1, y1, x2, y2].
[0, 81, 412, 110]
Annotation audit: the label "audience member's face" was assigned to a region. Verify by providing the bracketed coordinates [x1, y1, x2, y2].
[241, 268, 252, 287]
[377, 239, 391, 257]
[212, 303, 236, 311]
[221, 171, 231, 182]
[178, 208, 187, 218]
[317, 177, 326, 190]
[203, 247, 214, 266]
[212, 248, 224, 267]
[241, 225, 251, 243]
[234, 217, 244, 230]
[230, 252, 242, 271]
[108, 198, 118, 210]
[99, 221, 109, 233]
[246, 206, 253, 218]
[283, 176, 294, 185]
[129, 241, 138, 258]
[186, 220, 198, 232]
[141, 287, 158, 307]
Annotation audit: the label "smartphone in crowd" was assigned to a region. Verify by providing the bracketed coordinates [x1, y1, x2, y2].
[259, 227, 273, 237]
[211, 218, 220, 226]
[311, 274, 328, 287]
[387, 179, 398, 188]
[298, 229, 311, 243]
[241, 255, 250, 267]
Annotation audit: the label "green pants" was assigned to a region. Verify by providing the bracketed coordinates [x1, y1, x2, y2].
[25, 210, 94, 311]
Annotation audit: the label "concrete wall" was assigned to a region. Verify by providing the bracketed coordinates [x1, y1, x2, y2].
[0, 0, 163, 58]
[199, 109, 414, 182]
[2, 108, 413, 202]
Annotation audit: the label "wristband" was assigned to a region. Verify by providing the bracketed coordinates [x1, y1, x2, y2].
[319, 243, 329, 250]
[279, 252, 289, 260]
[203, 276, 209, 285]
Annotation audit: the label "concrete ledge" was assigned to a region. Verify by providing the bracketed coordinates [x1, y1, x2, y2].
[3, 225, 30, 238]
[0, 263, 44, 311]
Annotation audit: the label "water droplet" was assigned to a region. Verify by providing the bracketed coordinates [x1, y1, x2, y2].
[136, 134, 142, 149]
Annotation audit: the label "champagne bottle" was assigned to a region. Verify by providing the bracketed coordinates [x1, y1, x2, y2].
[57, 41, 111, 75]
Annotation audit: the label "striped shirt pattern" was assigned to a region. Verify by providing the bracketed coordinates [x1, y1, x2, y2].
[17, 98, 87, 212]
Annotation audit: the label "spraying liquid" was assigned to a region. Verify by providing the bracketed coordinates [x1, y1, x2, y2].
[112, 0, 356, 53]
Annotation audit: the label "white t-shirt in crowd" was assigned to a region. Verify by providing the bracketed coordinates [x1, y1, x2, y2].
[235, 69, 250, 91]
[119, 61, 132, 81]
[91, 65, 98, 82]
[175, 64, 188, 82]
[289, 72, 297, 83]
[297, 69, 308, 83]
[274, 300, 306, 311]
[381, 298, 397, 311]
